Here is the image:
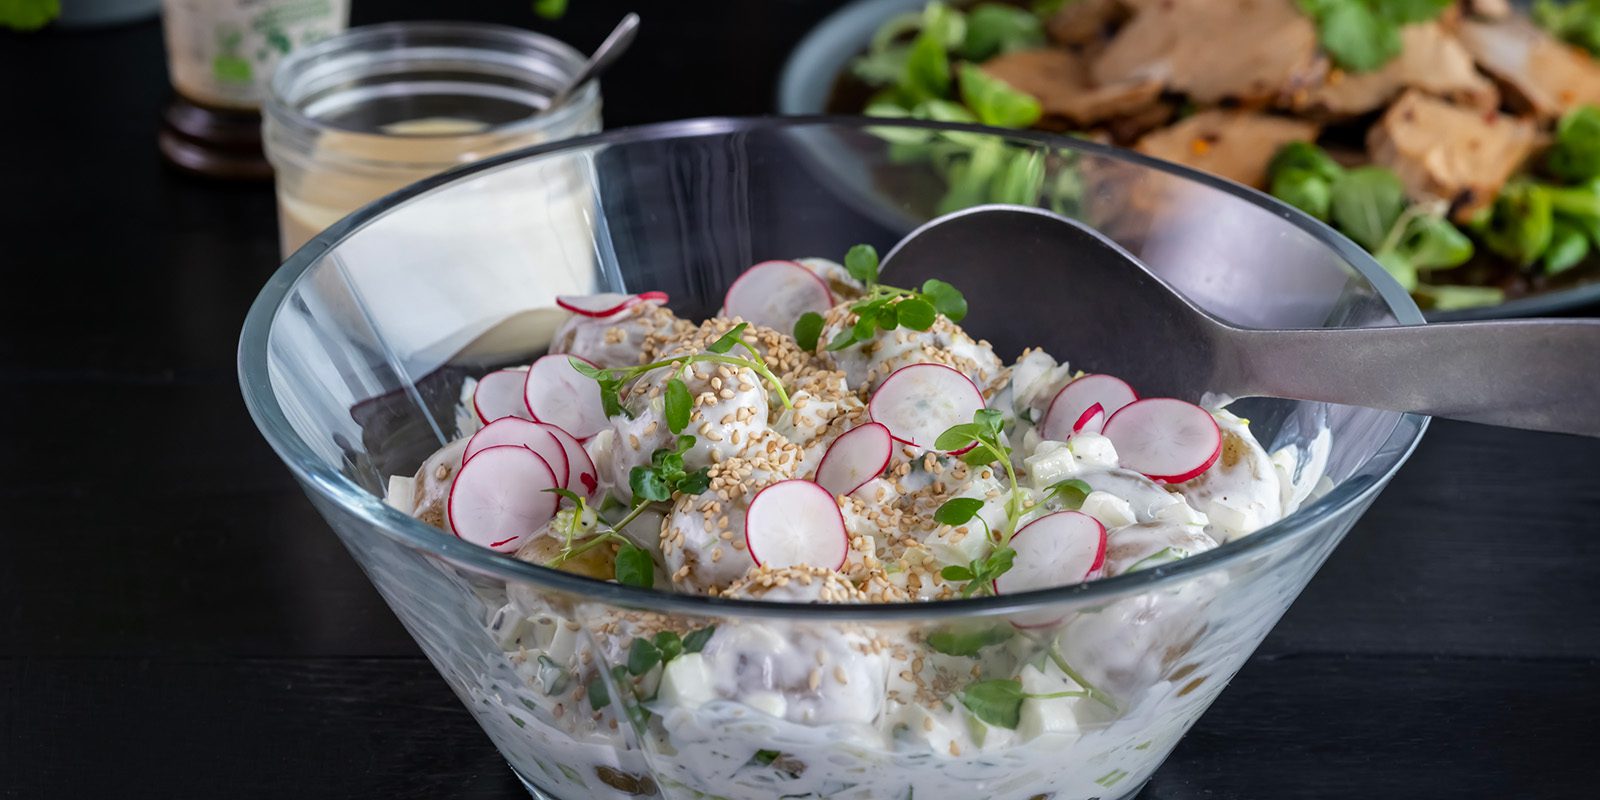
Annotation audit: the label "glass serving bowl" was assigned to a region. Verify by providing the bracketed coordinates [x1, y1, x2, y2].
[239, 117, 1427, 800]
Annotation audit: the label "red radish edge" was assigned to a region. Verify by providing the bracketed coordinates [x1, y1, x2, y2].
[993, 511, 1107, 596]
[555, 291, 670, 318]
[1101, 398, 1222, 484]
[523, 354, 609, 440]
[722, 260, 835, 331]
[743, 479, 849, 570]
[815, 422, 893, 498]
[463, 417, 570, 487]
[1041, 374, 1138, 443]
[868, 363, 985, 450]
[1072, 403, 1106, 435]
[447, 445, 560, 553]
[473, 369, 533, 424]
[539, 422, 599, 497]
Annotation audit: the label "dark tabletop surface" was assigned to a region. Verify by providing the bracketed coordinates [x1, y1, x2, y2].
[3, 1, 1598, 798]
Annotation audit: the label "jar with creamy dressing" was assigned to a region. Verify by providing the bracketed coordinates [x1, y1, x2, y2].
[262, 22, 603, 255]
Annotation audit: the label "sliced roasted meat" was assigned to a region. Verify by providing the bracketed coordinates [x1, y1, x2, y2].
[1134, 110, 1321, 189]
[1367, 90, 1539, 219]
[1045, 0, 1131, 46]
[1458, 18, 1600, 119]
[981, 48, 1163, 127]
[1092, 0, 1324, 105]
[1464, 0, 1512, 20]
[1297, 22, 1498, 115]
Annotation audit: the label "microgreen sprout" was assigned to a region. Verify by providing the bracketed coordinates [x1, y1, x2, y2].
[822, 244, 968, 352]
[958, 678, 1088, 729]
[568, 324, 792, 416]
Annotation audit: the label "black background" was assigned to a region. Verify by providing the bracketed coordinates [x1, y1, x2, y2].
[2, 1, 1598, 797]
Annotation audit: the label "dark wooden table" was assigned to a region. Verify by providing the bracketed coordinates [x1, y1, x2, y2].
[3, 2, 1597, 798]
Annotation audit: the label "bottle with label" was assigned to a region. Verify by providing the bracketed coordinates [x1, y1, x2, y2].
[158, 0, 350, 179]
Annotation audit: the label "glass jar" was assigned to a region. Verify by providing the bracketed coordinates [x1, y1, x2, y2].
[263, 21, 602, 255]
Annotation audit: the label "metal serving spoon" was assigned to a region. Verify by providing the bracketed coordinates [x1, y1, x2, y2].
[540, 13, 640, 114]
[880, 204, 1600, 437]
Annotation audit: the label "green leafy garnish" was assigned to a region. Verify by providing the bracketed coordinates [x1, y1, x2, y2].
[1547, 105, 1600, 183]
[614, 542, 655, 588]
[925, 624, 1014, 657]
[682, 625, 716, 654]
[1267, 141, 1345, 222]
[0, 0, 59, 31]
[572, 328, 792, 416]
[904, 29, 952, 102]
[959, 3, 1045, 60]
[1127, 546, 1188, 573]
[793, 312, 824, 352]
[653, 630, 684, 663]
[934, 497, 986, 526]
[931, 408, 1030, 595]
[753, 749, 781, 765]
[825, 244, 970, 351]
[1045, 478, 1092, 510]
[1535, 0, 1600, 57]
[706, 322, 749, 354]
[1329, 166, 1407, 252]
[627, 637, 661, 676]
[958, 678, 1088, 729]
[664, 378, 692, 435]
[630, 436, 710, 503]
[1546, 218, 1591, 275]
[957, 63, 1041, 129]
[532, 0, 567, 19]
[1297, 0, 1451, 73]
[1476, 181, 1555, 267]
[587, 674, 610, 709]
[939, 547, 1016, 598]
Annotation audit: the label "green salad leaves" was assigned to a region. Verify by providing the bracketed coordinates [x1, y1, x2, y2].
[1535, 0, 1600, 57]
[1296, 0, 1452, 73]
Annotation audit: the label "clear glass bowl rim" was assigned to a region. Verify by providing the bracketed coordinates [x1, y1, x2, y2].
[238, 115, 1429, 621]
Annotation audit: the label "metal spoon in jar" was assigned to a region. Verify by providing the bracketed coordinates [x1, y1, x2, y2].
[880, 204, 1600, 437]
[540, 13, 640, 115]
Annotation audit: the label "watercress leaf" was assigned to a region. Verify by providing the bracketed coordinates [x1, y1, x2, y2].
[875, 302, 901, 331]
[974, 407, 1005, 437]
[1046, 478, 1093, 509]
[599, 386, 625, 420]
[845, 243, 881, 285]
[793, 312, 825, 352]
[959, 3, 1045, 61]
[707, 322, 748, 354]
[957, 63, 1042, 129]
[664, 378, 692, 435]
[567, 357, 607, 379]
[1316, 1, 1401, 73]
[1270, 168, 1334, 222]
[1545, 218, 1590, 275]
[1330, 166, 1406, 251]
[1548, 105, 1600, 182]
[826, 327, 861, 352]
[960, 446, 999, 467]
[626, 636, 661, 675]
[978, 546, 1016, 582]
[853, 313, 880, 343]
[934, 497, 986, 525]
[959, 678, 1025, 729]
[630, 466, 672, 503]
[921, 278, 969, 322]
[922, 1, 967, 48]
[1268, 140, 1344, 184]
[1478, 182, 1554, 266]
[925, 624, 1015, 657]
[675, 468, 712, 496]
[903, 29, 951, 102]
[896, 297, 938, 331]
[935, 423, 982, 451]
[682, 626, 716, 653]
[587, 674, 610, 709]
[1397, 213, 1474, 271]
[652, 631, 684, 663]
[940, 565, 975, 581]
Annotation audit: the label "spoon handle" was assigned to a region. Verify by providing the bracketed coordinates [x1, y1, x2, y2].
[1232, 319, 1600, 436]
[546, 13, 640, 112]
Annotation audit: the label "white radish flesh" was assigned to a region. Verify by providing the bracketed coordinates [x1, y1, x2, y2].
[743, 480, 848, 570]
[447, 445, 559, 553]
[1101, 398, 1222, 483]
[463, 417, 570, 487]
[722, 260, 834, 331]
[540, 422, 599, 497]
[868, 363, 985, 450]
[524, 354, 609, 440]
[994, 511, 1106, 595]
[815, 422, 892, 498]
[473, 369, 533, 424]
[1072, 402, 1106, 435]
[1041, 374, 1138, 442]
[555, 291, 669, 318]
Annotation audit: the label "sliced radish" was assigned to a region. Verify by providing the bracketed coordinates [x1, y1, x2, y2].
[994, 511, 1107, 595]
[463, 417, 569, 487]
[1101, 398, 1222, 483]
[555, 291, 669, 318]
[1040, 374, 1138, 443]
[473, 368, 534, 424]
[815, 422, 893, 498]
[447, 445, 559, 553]
[722, 260, 834, 331]
[868, 363, 985, 450]
[744, 480, 848, 570]
[524, 354, 609, 440]
[1072, 403, 1106, 435]
[539, 422, 599, 497]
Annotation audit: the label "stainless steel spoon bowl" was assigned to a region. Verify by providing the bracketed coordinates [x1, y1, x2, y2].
[882, 204, 1600, 437]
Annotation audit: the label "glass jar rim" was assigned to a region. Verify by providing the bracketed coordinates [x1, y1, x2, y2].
[239, 115, 1429, 621]
[263, 20, 600, 171]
